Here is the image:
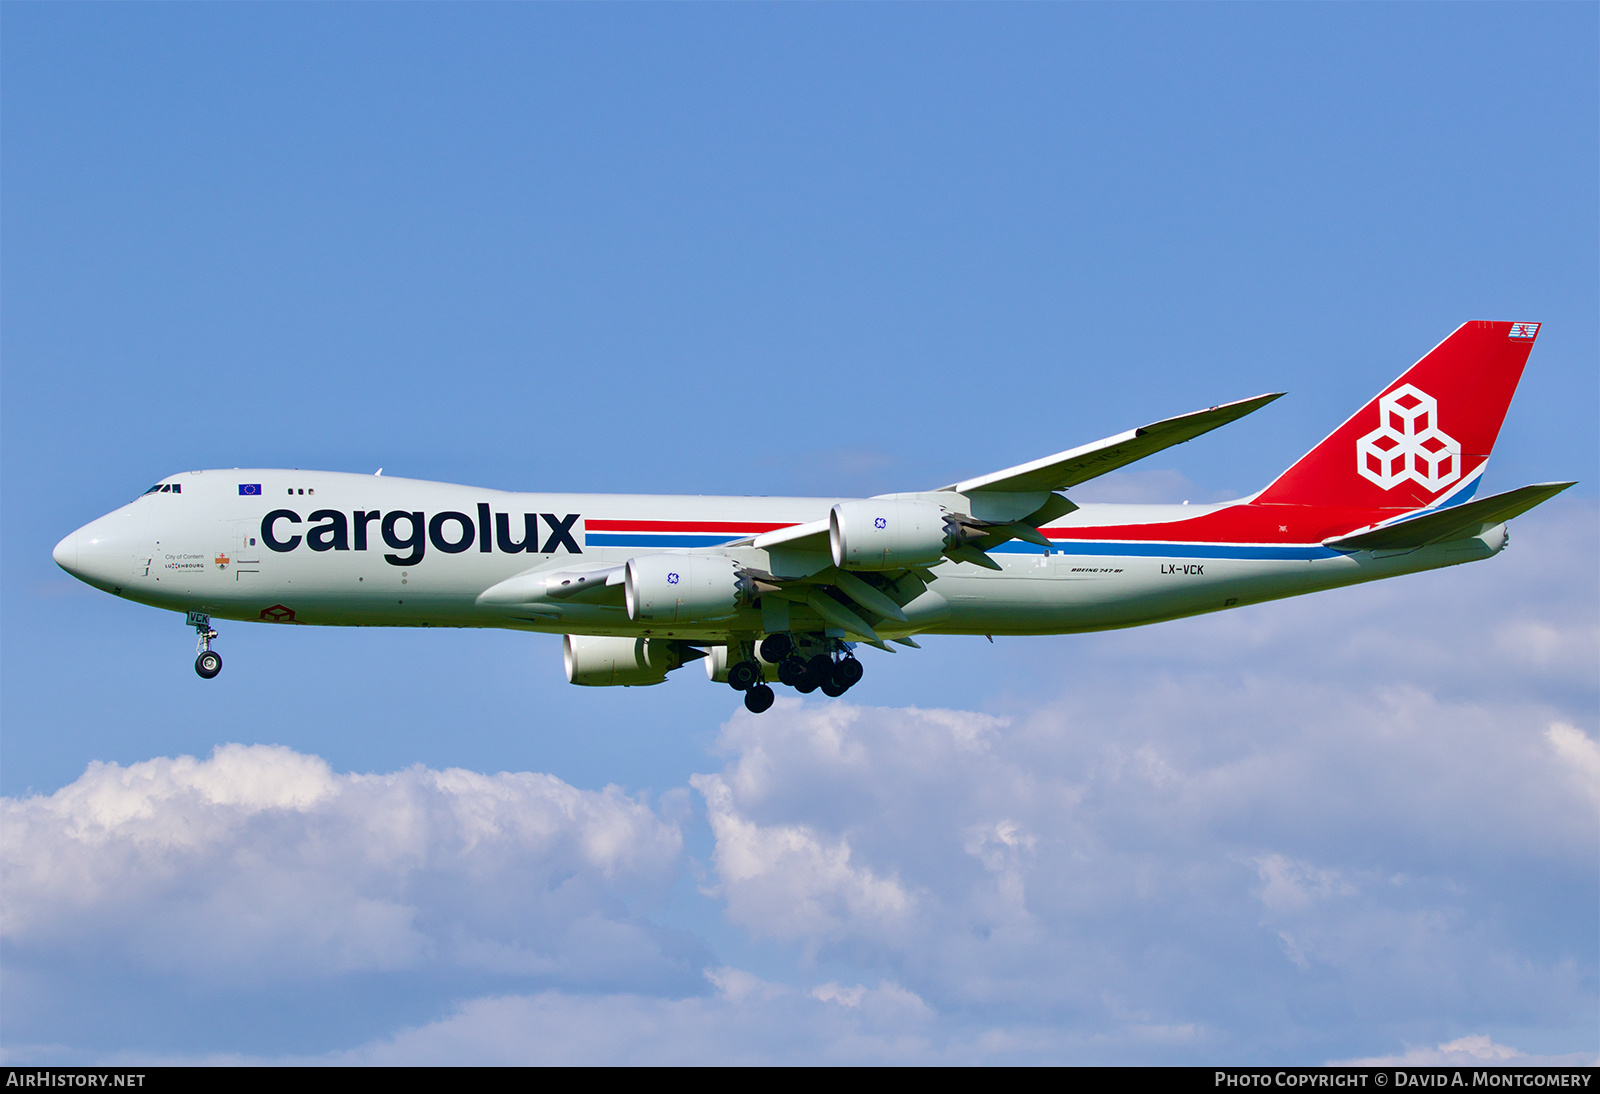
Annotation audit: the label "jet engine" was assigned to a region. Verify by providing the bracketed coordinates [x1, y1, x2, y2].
[625, 553, 752, 624]
[564, 634, 692, 686]
[704, 643, 781, 684]
[830, 500, 957, 570]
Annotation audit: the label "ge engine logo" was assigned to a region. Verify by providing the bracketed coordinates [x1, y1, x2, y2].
[1356, 384, 1461, 492]
[874, 517, 887, 529]
[667, 572, 680, 585]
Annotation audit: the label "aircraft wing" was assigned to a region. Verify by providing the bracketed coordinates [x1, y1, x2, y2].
[1324, 481, 1576, 552]
[939, 392, 1283, 494]
[751, 518, 830, 552]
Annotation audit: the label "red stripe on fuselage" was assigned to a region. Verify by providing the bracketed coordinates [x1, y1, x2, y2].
[584, 519, 796, 534]
[1044, 502, 1426, 545]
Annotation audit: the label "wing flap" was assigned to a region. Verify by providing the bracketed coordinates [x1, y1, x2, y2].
[942, 392, 1283, 494]
[1324, 482, 1576, 552]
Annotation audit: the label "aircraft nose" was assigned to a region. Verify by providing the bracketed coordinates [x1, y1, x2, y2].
[52, 529, 80, 574]
[54, 507, 146, 590]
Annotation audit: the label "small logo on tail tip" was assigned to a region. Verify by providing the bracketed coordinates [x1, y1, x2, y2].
[1356, 384, 1461, 492]
[1508, 322, 1540, 339]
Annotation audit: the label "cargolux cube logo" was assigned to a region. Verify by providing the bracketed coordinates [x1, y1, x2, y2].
[1356, 384, 1461, 491]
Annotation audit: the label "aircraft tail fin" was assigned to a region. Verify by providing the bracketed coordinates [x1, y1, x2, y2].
[1256, 321, 1541, 510]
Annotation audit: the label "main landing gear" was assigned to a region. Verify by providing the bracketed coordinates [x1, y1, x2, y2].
[727, 656, 776, 713]
[189, 611, 222, 679]
[723, 648, 776, 714]
[743, 683, 776, 714]
[730, 632, 863, 714]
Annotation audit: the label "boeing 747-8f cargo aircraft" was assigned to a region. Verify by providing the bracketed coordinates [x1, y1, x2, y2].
[54, 321, 1573, 713]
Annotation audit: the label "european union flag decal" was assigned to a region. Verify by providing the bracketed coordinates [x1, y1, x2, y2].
[239, 484, 262, 496]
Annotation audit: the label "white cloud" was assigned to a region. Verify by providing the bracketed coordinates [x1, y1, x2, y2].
[1339, 1034, 1598, 1067]
[2, 744, 685, 985]
[693, 769, 914, 945]
[1252, 854, 1355, 915]
[1546, 723, 1600, 809]
[6, 506, 1594, 1063]
[318, 972, 941, 1066]
[686, 659, 1597, 1053]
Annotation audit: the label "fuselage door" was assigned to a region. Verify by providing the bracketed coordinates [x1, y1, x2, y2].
[227, 520, 262, 582]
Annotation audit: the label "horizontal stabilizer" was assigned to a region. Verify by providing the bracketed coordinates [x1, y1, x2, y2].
[1325, 482, 1575, 552]
[943, 393, 1282, 494]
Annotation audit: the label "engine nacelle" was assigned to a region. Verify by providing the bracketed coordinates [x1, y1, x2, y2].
[829, 500, 951, 570]
[704, 643, 781, 683]
[624, 553, 743, 623]
[564, 634, 686, 686]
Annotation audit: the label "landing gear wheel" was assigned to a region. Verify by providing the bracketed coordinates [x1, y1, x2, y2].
[778, 657, 809, 688]
[760, 633, 793, 663]
[728, 659, 762, 691]
[189, 613, 221, 679]
[744, 684, 775, 714]
[834, 657, 864, 689]
[825, 659, 860, 695]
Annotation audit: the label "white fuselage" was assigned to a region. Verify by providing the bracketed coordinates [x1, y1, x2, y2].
[54, 468, 1504, 643]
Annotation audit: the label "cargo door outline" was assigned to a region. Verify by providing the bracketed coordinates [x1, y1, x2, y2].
[229, 520, 262, 583]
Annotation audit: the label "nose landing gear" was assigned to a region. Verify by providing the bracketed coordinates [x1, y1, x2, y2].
[189, 611, 221, 679]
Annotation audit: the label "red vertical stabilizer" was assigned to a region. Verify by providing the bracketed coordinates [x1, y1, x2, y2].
[1255, 321, 1538, 511]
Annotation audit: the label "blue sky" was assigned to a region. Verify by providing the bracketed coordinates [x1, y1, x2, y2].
[3, 5, 1595, 1064]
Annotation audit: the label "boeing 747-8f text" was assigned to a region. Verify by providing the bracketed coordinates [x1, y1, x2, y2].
[53, 321, 1573, 713]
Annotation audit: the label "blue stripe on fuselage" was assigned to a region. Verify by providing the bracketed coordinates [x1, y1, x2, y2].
[589, 533, 1337, 560]
[997, 540, 1339, 561]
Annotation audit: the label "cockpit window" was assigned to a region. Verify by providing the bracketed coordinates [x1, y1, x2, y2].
[139, 483, 181, 497]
